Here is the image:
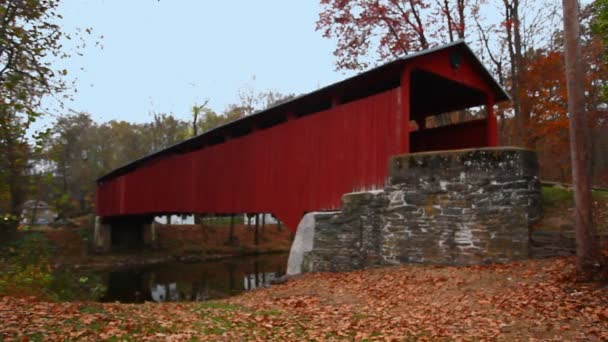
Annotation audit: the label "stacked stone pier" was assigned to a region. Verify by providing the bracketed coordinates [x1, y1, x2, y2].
[288, 147, 543, 274]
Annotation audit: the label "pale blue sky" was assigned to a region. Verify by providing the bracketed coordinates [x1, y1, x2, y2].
[51, 0, 348, 125]
[46, 0, 570, 129]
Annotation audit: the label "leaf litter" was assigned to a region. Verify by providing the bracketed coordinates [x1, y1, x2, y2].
[0, 256, 607, 341]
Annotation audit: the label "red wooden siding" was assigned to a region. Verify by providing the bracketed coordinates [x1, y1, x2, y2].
[96, 89, 404, 230]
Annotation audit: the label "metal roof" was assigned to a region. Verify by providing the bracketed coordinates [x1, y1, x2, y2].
[97, 40, 509, 182]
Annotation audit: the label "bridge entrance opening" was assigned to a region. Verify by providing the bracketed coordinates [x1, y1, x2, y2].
[409, 69, 492, 153]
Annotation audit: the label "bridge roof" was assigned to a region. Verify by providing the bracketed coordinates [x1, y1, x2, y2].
[98, 40, 509, 182]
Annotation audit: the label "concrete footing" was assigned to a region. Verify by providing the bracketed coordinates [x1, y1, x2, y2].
[93, 216, 112, 252]
[287, 212, 339, 275]
[143, 220, 158, 248]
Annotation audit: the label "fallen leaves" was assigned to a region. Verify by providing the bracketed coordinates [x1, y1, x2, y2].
[0, 257, 607, 340]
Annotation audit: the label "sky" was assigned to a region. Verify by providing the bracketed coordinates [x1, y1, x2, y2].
[48, 0, 349, 126]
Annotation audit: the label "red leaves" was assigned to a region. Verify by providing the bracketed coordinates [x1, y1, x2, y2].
[318, 0, 439, 70]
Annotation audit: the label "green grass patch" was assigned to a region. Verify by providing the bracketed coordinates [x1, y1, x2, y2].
[593, 188, 608, 201]
[255, 309, 282, 316]
[88, 321, 104, 332]
[79, 304, 106, 314]
[195, 302, 243, 336]
[24, 332, 45, 342]
[194, 302, 288, 337]
[542, 185, 608, 209]
[197, 301, 245, 311]
[211, 315, 233, 327]
[542, 186, 573, 209]
[202, 326, 228, 335]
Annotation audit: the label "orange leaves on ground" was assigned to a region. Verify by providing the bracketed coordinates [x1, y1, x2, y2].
[1, 257, 607, 340]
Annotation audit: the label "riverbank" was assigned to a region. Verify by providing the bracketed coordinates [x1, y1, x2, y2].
[43, 222, 293, 270]
[1, 256, 607, 340]
[0, 223, 293, 301]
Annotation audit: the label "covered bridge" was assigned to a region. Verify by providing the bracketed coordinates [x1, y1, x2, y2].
[95, 41, 509, 234]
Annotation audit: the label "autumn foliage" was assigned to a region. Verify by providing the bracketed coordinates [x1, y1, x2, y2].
[513, 33, 608, 185]
[1, 257, 607, 340]
[317, 0, 469, 70]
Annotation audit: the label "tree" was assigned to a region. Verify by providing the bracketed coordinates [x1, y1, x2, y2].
[0, 0, 92, 227]
[477, 0, 561, 147]
[191, 100, 209, 137]
[517, 8, 608, 185]
[145, 112, 189, 153]
[230, 76, 296, 115]
[40, 111, 194, 219]
[0, 110, 31, 220]
[189, 87, 296, 136]
[195, 108, 232, 134]
[317, 0, 561, 145]
[591, 0, 608, 44]
[46, 113, 98, 217]
[518, 49, 571, 181]
[0, 0, 70, 118]
[562, 0, 601, 278]
[317, 0, 471, 70]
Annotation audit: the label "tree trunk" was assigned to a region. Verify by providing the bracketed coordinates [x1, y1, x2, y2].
[505, 0, 525, 147]
[562, 0, 601, 279]
[254, 214, 259, 245]
[30, 198, 39, 226]
[192, 112, 198, 137]
[513, 0, 528, 146]
[229, 213, 235, 245]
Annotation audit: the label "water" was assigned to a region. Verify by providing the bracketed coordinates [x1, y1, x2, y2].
[99, 253, 288, 303]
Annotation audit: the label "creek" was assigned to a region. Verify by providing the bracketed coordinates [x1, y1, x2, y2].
[98, 253, 288, 303]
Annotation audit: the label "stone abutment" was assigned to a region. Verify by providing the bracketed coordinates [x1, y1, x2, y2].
[289, 147, 543, 273]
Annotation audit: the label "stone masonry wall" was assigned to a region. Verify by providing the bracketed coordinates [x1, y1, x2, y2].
[301, 148, 542, 272]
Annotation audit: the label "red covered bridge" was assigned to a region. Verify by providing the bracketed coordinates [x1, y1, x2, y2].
[95, 41, 509, 234]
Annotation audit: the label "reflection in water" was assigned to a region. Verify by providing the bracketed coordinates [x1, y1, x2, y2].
[244, 272, 279, 290]
[100, 253, 287, 303]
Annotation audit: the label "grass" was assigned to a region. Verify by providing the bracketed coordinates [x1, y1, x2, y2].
[542, 186, 574, 209]
[195, 302, 245, 336]
[79, 304, 107, 314]
[257, 308, 282, 316]
[594, 188, 608, 201]
[197, 301, 245, 311]
[193, 301, 289, 337]
[541, 185, 608, 233]
[542, 185, 608, 208]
